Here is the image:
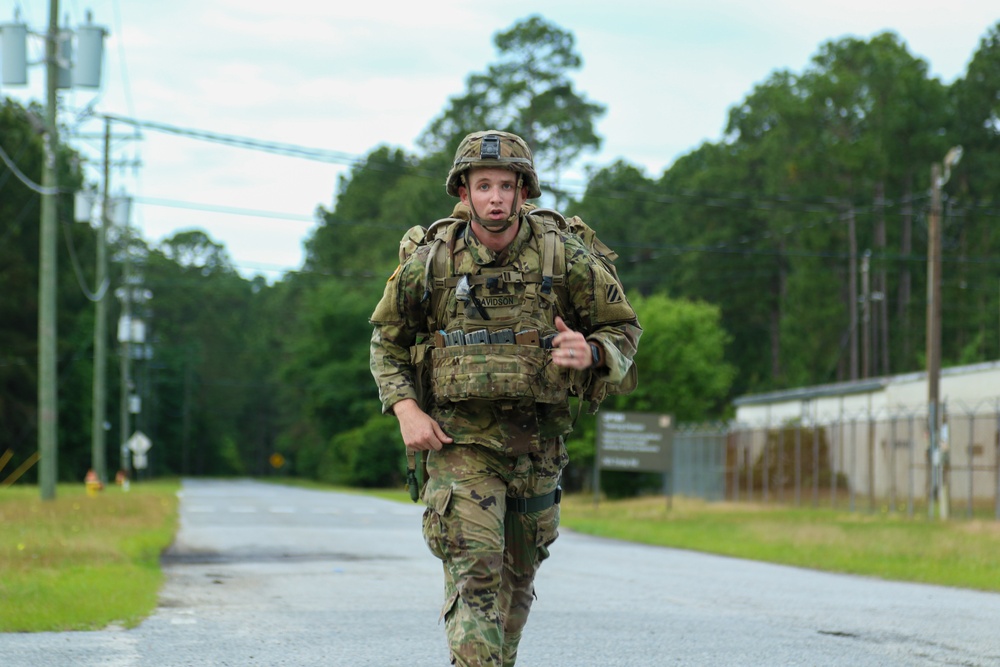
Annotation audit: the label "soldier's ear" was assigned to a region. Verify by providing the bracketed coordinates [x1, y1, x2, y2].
[457, 185, 469, 206]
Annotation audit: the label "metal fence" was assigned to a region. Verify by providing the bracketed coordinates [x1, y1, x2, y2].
[672, 401, 1000, 520]
[671, 423, 728, 501]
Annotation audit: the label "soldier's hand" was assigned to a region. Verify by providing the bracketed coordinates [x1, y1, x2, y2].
[552, 316, 592, 370]
[393, 399, 453, 451]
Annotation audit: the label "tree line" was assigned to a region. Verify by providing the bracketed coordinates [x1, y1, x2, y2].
[2, 16, 999, 491]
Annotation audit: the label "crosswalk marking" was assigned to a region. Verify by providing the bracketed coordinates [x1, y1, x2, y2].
[188, 505, 215, 513]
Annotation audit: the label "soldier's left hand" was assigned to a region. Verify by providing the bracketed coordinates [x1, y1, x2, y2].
[552, 316, 592, 370]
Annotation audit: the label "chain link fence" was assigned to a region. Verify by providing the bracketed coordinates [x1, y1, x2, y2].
[673, 400, 1000, 520]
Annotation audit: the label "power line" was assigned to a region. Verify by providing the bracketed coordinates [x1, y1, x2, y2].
[111, 197, 1000, 275]
[136, 196, 316, 224]
[60, 213, 110, 302]
[0, 141, 59, 195]
[99, 112, 370, 167]
[94, 111, 1000, 222]
[76, 111, 1000, 279]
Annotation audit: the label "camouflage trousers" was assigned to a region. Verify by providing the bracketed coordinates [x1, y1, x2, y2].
[421, 439, 567, 667]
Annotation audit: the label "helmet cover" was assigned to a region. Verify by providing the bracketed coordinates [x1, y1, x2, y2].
[445, 130, 541, 199]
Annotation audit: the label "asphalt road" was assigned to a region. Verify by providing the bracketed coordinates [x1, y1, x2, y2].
[3, 478, 1000, 666]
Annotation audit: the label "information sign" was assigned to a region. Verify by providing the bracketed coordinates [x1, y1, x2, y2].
[597, 411, 673, 473]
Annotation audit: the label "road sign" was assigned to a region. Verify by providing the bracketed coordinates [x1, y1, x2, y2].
[126, 431, 151, 455]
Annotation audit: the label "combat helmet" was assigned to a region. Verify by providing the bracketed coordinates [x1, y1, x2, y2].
[445, 130, 542, 199]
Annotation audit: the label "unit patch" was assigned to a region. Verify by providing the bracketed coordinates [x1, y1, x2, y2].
[605, 283, 623, 304]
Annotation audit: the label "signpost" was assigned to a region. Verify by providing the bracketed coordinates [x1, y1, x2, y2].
[595, 411, 674, 505]
[126, 431, 152, 472]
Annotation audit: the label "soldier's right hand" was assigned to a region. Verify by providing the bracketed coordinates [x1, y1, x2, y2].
[393, 399, 453, 451]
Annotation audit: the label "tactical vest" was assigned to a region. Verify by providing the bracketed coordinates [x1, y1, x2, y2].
[409, 208, 583, 406]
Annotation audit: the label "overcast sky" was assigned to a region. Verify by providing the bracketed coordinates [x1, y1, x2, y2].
[3, 0, 998, 280]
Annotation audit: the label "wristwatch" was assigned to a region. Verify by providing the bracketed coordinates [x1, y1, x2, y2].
[588, 342, 603, 368]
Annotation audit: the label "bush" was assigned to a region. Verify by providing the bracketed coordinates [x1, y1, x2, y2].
[322, 416, 405, 488]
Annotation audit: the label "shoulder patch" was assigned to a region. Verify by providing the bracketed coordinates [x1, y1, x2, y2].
[592, 264, 635, 324]
[604, 282, 624, 304]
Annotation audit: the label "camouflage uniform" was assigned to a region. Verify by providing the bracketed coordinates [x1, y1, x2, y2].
[370, 131, 640, 667]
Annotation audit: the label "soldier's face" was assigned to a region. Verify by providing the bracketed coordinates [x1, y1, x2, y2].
[460, 168, 526, 222]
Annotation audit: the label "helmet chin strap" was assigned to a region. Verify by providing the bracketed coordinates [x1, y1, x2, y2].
[464, 174, 523, 234]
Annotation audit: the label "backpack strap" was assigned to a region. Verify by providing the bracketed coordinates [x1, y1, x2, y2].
[419, 217, 462, 304]
[528, 207, 568, 227]
[525, 209, 568, 300]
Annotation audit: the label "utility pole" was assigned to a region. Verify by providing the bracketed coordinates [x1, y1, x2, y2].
[118, 240, 133, 481]
[861, 250, 871, 379]
[927, 162, 942, 520]
[115, 235, 150, 482]
[4, 4, 107, 499]
[90, 118, 112, 483]
[875, 182, 890, 376]
[847, 205, 859, 380]
[38, 0, 61, 501]
[927, 146, 963, 521]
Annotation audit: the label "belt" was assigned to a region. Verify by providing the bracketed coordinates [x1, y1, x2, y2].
[507, 487, 562, 514]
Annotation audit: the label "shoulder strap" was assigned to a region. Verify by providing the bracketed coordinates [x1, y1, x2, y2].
[424, 219, 464, 315]
[525, 208, 567, 295]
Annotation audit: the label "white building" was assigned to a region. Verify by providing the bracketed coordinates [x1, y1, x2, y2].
[732, 360, 1000, 505]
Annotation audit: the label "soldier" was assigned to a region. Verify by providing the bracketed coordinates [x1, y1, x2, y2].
[369, 130, 641, 666]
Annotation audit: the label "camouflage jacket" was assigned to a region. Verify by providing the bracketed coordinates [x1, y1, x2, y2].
[369, 206, 641, 455]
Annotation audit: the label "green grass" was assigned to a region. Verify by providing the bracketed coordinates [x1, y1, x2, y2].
[0, 481, 179, 632]
[558, 495, 1000, 592]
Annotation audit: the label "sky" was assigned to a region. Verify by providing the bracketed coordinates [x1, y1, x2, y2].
[2, 0, 998, 281]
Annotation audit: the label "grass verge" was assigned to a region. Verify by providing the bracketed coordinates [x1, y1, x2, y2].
[0, 481, 179, 632]
[558, 494, 1000, 593]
